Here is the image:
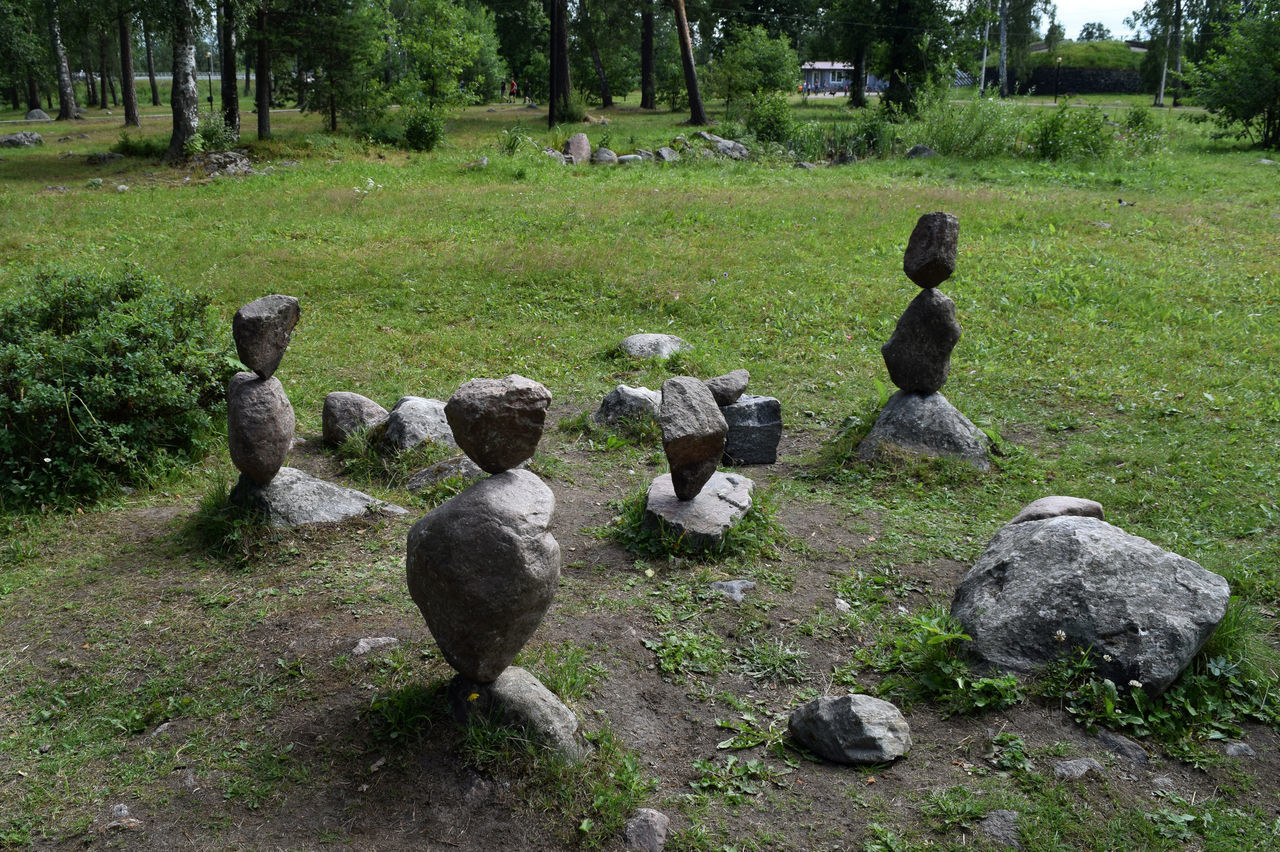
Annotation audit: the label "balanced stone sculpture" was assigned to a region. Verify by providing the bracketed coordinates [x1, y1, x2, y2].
[227, 295, 404, 525]
[858, 213, 991, 469]
[642, 376, 754, 554]
[406, 376, 585, 759]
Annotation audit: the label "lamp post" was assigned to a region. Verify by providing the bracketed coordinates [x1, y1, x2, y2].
[206, 51, 215, 114]
[1054, 56, 1062, 104]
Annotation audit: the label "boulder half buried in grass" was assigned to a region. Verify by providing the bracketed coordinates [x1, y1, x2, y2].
[230, 466, 407, 527]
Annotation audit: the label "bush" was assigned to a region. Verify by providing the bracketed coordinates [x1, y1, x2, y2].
[0, 269, 234, 509]
[789, 110, 898, 161]
[904, 90, 1026, 158]
[112, 131, 168, 159]
[1028, 103, 1112, 160]
[402, 105, 446, 151]
[744, 91, 794, 145]
[1121, 104, 1162, 154]
[184, 118, 239, 157]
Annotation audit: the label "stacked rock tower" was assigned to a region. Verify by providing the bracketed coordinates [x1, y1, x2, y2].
[405, 376, 587, 759]
[227, 295, 300, 489]
[641, 376, 756, 554]
[858, 213, 991, 469]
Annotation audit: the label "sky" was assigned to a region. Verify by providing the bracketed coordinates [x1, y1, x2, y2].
[1054, 0, 1142, 42]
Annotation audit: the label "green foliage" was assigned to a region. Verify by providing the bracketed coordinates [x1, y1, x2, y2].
[985, 732, 1034, 773]
[788, 111, 897, 161]
[1187, 7, 1280, 148]
[1031, 40, 1143, 70]
[643, 630, 730, 683]
[185, 118, 239, 156]
[855, 607, 1025, 717]
[366, 681, 445, 743]
[1077, 22, 1112, 42]
[403, 104, 446, 151]
[0, 269, 232, 509]
[112, 131, 168, 159]
[186, 478, 268, 565]
[920, 785, 985, 830]
[905, 88, 1026, 157]
[733, 636, 809, 683]
[687, 755, 790, 805]
[706, 25, 799, 104]
[334, 426, 454, 489]
[1121, 105, 1162, 153]
[604, 486, 787, 561]
[744, 91, 794, 145]
[518, 642, 607, 703]
[1028, 103, 1112, 160]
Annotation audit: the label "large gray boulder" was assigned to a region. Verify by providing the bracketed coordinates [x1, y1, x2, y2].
[227, 372, 294, 485]
[230, 467, 408, 527]
[448, 667, 589, 763]
[232, 295, 301, 380]
[857, 391, 990, 470]
[655, 147, 681, 163]
[0, 132, 42, 147]
[788, 694, 911, 764]
[903, 211, 958, 288]
[321, 392, 388, 447]
[704, 369, 749, 406]
[406, 470, 560, 683]
[594, 385, 661, 426]
[643, 472, 753, 555]
[25, 109, 51, 121]
[591, 147, 619, 165]
[445, 375, 551, 473]
[951, 515, 1231, 695]
[660, 377, 728, 500]
[881, 288, 961, 394]
[380, 396, 456, 454]
[620, 333, 691, 360]
[721, 394, 782, 466]
[563, 132, 591, 164]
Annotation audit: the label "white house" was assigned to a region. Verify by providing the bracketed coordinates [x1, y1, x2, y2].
[800, 61, 853, 92]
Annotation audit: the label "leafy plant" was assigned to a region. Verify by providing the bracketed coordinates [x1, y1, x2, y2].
[0, 269, 233, 509]
[643, 630, 730, 683]
[403, 105, 446, 152]
[518, 642, 607, 703]
[744, 90, 794, 146]
[985, 731, 1034, 773]
[334, 426, 455, 489]
[1028, 103, 1113, 160]
[687, 755, 790, 806]
[733, 636, 809, 683]
[920, 785, 985, 831]
[186, 477, 268, 565]
[185, 117, 239, 156]
[604, 486, 787, 560]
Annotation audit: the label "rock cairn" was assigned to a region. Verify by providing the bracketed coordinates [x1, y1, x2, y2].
[858, 212, 991, 469]
[228, 296, 405, 526]
[641, 377, 754, 553]
[406, 375, 587, 760]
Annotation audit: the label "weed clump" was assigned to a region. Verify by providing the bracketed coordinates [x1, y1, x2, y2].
[0, 269, 233, 510]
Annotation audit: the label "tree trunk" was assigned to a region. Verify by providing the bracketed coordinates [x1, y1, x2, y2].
[8, 85, 19, 111]
[671, 0, 707, 125]
[979, 2, 990, 96]
[847, 43, 868, 108]
[244, 48, 252, 95]
[590, 45, 612, 108]
[998, 0, 1009, 97]
[143, 19, 160, 105]
[254, 7, 271, 138]
[1170, 0, 1183, 107]
[84, 47, 98, 106]
[547, 0, 571, 127]
[98, 32, 110, 108]
[1154, 23, 1169, 107]
[640, 6, 655, 109]
[118, 11, 139, 126]
[49, 3, 78, 120]
[219, 0, 240, 136]
[166, 0, 200, 161]
[327, 87, 336, 131]
[26, 74, 41, 112]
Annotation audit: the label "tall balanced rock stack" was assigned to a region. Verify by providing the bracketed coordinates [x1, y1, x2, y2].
[858, 213, 991, 470]
[643, 377, 755, 554]
[228, 296, 406, 526]
[405, 376, 587, 760]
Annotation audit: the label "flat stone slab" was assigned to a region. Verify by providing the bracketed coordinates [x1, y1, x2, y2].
[721, 394, 782, 466]
[448, 667, 590, 763]
[643, 472, 753, 554]
[857, 391, 990, 470]
[404, 455, 485, 493]
[230, 467, 408, 528]
[1009, 495, 1104, 525]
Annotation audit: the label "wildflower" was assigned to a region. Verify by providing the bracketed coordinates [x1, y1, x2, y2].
[43, 457, 52, 463]
[1054, 629, 1066, 643]
[467, 692, 480, 701]
[1102, 654, 1112, 662]
[1128, 680, 1143, 689]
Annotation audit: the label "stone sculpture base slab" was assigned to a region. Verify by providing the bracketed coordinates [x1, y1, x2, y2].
[857, 391, 991, 471]
[448, 667, 590, 763]
[643, 472, 754, 554]
[230, 467, 408, 528]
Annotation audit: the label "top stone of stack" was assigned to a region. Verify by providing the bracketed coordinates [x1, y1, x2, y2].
[445, 375, 552, 474]
[232, 295, 301, 379]
[902, 212, 959, 288]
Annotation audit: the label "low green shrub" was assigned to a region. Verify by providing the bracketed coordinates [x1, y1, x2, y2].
[0, 269, 234, 509]
[603, 485, 787, 560]
[1028, 103, 1112, 160]
[744, 90, 794, 145]
[904, 90, 1026, 158]
[184, 117, 239, 156]
[112, 131, 168, 158]
[402, 105, 446, 151]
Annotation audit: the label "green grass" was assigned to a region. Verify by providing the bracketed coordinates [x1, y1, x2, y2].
[1, 95, 1278, 849]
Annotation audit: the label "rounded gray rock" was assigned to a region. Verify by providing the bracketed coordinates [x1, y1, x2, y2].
[591, 147, 619, 165]
[563, 132, 591, 164]
[881, 288, 961, 393]
[448, 667, 589, 763]
[25, 109, 51, 121]
[857, 390, 990, 470]
[232, 294, 300, 380]
[321, 391, 389, 447]
[230, 466, 407, 526]
[788, 694, 911, 764]
[1009, 495, 1104, 525]
[381, 396, 456, 453]
[406, 470, 560, 683]
[660, 377, 728, 500]
[704, 369, 749, 406]
[951, 516, 1231, 695]
[0, 131, 42, 147]
[594, 385, 661, 426]
[624, 808, 671, 852]
[620, 333, 691, 360]
[903, 211, 958, 287]
[227, 372, 294, 485]
[445, 375, 551, 473]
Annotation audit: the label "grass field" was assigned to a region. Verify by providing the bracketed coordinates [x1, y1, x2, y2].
[1, 96, 1278, 849]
